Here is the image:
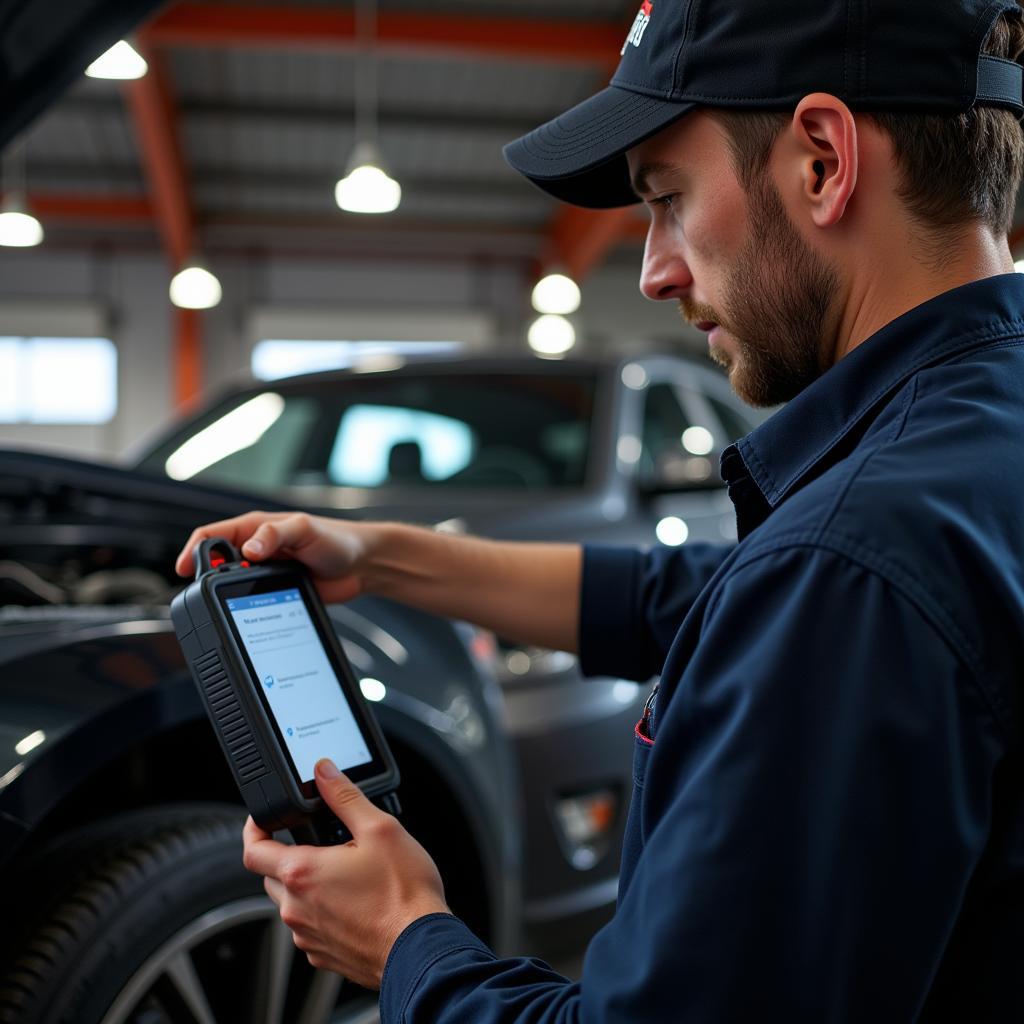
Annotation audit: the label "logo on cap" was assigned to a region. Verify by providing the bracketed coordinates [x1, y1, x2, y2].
[621, 1, 653, 55]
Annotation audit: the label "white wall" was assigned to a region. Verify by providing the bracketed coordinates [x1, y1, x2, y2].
[0, 244, 705, 461]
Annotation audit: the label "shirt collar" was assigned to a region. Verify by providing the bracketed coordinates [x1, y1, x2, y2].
[721, 273, 1024, 537]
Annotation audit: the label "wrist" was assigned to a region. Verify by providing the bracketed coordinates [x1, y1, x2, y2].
[377, 905, 453, 989]
[357, 521, 434, 599]
[385, 901, 452, 952]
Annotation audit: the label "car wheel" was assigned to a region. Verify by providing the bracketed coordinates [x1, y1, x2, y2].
[0, 803, 380, 1024]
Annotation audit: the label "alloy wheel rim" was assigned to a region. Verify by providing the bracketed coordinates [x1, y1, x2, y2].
[99, 896, 378, 1024]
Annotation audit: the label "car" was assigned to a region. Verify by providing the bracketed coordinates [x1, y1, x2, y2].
[0, 450, 523, 1023]
[131, 353, 765, 954]
[132, 354, 758, 550]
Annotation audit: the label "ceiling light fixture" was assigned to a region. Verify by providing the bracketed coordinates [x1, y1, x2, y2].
[336, 141, 401, 214]
[169, 260, 222, 310]
[0, 143, 43, 248]
[531, 270, 581, 315]
[84, 40, 148, 80]
[528, 314, 576, 357]
[336, 0, 400, 214]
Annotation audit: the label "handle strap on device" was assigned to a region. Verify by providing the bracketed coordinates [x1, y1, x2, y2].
[194, 537, 243, 579]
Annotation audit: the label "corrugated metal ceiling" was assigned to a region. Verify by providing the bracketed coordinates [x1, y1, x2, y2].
[18, 0, 645, 265]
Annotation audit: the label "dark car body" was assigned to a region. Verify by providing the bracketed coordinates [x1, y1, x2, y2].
[0, 448, 523, 1020]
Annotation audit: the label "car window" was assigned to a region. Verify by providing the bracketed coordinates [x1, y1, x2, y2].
[141, 372, 597, 492]
[640, 383, 692, 479]
[327, 405, 476, 486]
[162, 395, 320, 487]
[706, 394, 756, 445]
[640, 382, 726, 488]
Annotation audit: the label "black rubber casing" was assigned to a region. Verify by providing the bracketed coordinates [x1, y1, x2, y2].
[170, 538, 400, 845]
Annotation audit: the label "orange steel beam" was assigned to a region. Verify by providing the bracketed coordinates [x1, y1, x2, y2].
[175, 308, 203, 411]
[124, 46, 194, 267]
[626, 217, 649, 239]
[0, 193, 153, 222]
[546, 204, 643, 282]
[124, 43, 201, 408]
[25, 193, 153, 222]
[144, 3, 624, 63]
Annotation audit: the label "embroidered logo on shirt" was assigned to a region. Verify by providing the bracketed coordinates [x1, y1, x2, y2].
[621, 1, 653, 55]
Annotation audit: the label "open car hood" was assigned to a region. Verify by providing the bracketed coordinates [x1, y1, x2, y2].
[0, 0, 165, 149]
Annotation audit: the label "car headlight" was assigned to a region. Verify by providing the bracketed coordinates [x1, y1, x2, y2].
[553, 786, 621, 870]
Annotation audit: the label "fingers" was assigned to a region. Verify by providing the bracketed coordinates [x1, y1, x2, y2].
[175, 510, 284, 576]
[264, 876, 287, 908]
[175, 510, 325, 578]
[240, 512, 318, 562]
[313, 760, 388, 837]
[242, 815, 291, 880]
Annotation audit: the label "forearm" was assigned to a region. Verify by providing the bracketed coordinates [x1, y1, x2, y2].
[361, 522, 582, 653]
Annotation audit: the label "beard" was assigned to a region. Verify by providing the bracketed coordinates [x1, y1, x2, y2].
[682, 174, 841, 407]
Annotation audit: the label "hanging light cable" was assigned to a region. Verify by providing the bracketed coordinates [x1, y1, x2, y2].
[335, 0, 401, 214]
[0, 141, 44, 248]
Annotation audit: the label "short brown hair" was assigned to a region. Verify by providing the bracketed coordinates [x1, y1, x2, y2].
[709, 5, 1024, 242]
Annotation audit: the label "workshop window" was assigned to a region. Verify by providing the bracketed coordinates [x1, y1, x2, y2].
[0, 336, 117, 424]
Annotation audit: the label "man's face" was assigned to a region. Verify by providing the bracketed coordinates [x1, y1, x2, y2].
[628, 112, 841, 407]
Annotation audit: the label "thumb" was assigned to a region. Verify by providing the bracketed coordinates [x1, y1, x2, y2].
[315, 759, 382, 835]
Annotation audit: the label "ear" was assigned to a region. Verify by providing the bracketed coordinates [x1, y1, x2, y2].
[788, 93, 858, 228]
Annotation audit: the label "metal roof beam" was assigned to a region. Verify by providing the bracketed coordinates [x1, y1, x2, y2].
[143, 3, 624, 64]
[123, 43, 202, 408]
[26, 162, 540, 203]
[15, 198, 543, 249]
[61, 93, 544, 137]
[124, 45, 194, 267]
[20, 193, 153, 222]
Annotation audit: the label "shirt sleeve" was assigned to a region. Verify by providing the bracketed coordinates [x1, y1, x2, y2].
[379, 543, 1004, 1023]
[577, 542, 733, 681]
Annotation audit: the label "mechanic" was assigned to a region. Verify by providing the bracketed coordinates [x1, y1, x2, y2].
[177, 0, 1024, 1019]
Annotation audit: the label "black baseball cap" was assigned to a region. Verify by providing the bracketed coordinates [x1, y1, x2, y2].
[504, 0, 1024, 209]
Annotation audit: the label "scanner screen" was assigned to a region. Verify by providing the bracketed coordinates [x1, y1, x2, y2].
[226, 587, 371, 782]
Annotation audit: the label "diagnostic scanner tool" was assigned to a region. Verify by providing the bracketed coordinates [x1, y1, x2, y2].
[171, 537, 400, 846]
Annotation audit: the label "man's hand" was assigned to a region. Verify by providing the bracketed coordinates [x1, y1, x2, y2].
[242, 759, 451, 989]
[175, 508, 582, 654]
[175, 511, 376, 605]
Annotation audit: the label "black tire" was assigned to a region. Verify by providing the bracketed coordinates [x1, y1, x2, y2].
[0, 803, 378, 1024]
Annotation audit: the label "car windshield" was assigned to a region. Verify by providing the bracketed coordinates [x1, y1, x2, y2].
[138, 372, 599, 493]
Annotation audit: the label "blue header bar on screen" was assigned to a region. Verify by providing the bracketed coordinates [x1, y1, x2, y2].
[225, 588, 302, 612]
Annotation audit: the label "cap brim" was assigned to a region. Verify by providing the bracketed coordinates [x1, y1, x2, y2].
[504, 85, 695, 209]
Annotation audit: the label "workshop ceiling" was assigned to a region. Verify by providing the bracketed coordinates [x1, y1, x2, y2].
[17, 0, 651, 278]
[15, 0, 1024, 277]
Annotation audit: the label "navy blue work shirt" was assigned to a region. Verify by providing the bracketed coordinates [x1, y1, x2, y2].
[380, 275, 1024, 1022]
